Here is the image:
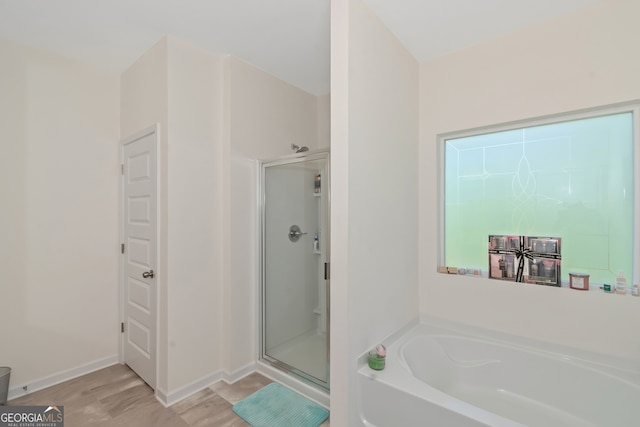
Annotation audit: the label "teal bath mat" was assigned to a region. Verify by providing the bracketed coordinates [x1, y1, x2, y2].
[232, 382, 329, 427]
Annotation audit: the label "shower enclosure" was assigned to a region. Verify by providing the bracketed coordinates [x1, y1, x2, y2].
[260, 150, 330, 390]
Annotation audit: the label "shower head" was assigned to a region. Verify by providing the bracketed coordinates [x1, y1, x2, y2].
[291, 144, 309, 153]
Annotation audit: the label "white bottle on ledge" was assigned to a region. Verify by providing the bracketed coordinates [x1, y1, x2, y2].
[616, 271, 627, 294]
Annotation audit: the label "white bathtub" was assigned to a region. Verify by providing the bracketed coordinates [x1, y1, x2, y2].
[358, 319, 640, 426]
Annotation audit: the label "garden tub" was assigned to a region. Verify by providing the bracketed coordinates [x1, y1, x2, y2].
[358, 319, 640, 426]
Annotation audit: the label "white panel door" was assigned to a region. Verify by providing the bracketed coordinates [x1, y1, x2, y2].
[121, 127, 157, 389]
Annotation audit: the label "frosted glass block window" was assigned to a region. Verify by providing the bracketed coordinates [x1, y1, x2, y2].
[443, 110, 635, 285]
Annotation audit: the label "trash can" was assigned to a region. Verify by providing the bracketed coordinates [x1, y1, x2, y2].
[0, 367, 10, 405]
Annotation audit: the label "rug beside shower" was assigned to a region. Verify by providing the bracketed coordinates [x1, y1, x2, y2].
[232, 382, 329, 427]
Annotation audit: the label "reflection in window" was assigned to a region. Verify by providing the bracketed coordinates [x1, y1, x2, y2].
[443, 111, 634, 285]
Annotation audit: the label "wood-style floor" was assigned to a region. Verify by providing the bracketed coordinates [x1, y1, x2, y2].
[8, 364, 330, 426]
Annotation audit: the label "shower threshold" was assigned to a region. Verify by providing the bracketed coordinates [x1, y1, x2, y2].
[266, 330, 327, 382]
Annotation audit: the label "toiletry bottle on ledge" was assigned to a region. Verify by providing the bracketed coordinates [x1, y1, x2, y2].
[616, 271, 627, 294]
[368, 344, 386, 370]
[313, 235, 319, 251]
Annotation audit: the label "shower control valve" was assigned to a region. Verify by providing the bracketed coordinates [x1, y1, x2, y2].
[288, 225, 307, 242]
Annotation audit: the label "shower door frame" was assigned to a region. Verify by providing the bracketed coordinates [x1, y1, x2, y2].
[258, 149, 330, 391]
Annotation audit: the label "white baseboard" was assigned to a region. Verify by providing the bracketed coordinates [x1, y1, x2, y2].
[7, 355, 119, 402]
[156, 370, 223, 407]
[8, 358, 326, 412]
[155, 362, 257, 407]
[221, 361, 257, 384]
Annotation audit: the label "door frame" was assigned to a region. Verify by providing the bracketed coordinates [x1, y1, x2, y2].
[119, 124, 160, 390]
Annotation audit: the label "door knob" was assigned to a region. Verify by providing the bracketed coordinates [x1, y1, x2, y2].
[142, 270, 154, 279]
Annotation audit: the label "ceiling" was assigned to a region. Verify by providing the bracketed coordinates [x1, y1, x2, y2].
[0, 0, 601, 96]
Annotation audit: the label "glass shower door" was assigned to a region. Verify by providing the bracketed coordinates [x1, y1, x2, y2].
[261, 152, 329, 389]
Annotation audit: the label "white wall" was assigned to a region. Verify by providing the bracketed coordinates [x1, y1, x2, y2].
[419, 0, 640, 359]
[0, 39, 120, 393]
[121, 36, 225, 398]
[165, 36, 224, 393]
[317, 94, 331, 147]
[221, 56, 326, 376]
[330, 0, 419, 424]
